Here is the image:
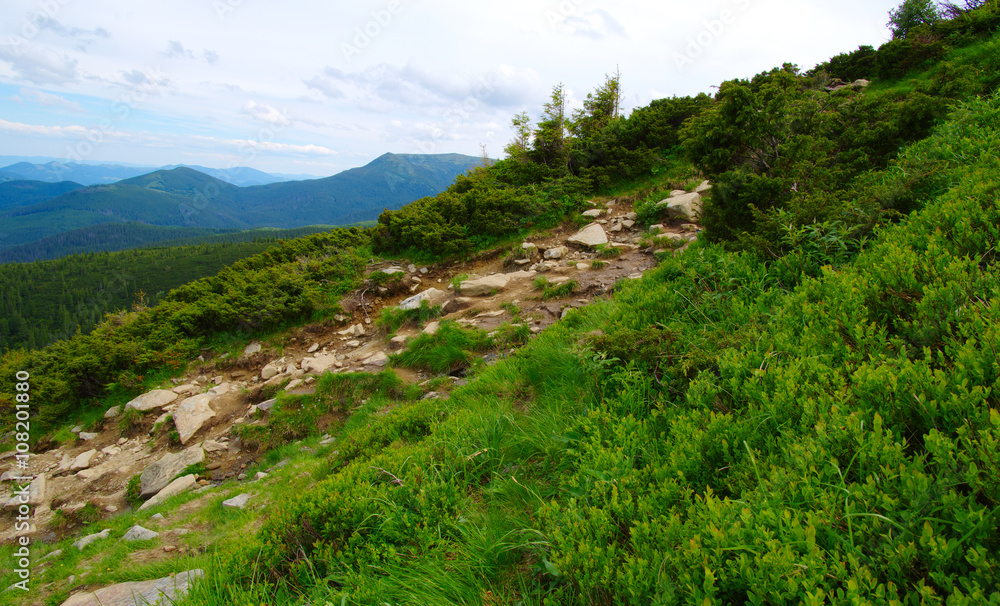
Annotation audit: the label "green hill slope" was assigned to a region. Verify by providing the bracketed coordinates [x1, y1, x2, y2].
[0, 180, 84, 210]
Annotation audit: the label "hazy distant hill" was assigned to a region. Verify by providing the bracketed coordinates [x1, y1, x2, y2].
[0, 160, 320, 187]
[0, 180, 85, 211]
[0, 153, 481, 258]
[1, 161, 153, 185]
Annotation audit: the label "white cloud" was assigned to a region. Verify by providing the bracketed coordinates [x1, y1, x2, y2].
[0, 42, 78, 85]
[0, 117, 123, 139]
[241, 101, 292, 126]
[16, 87, 85, 112]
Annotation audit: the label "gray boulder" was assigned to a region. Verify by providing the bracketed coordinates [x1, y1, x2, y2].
[567, 223, 609, 248]
[125, 390, 178, 412]
[139, 446, 204, 497]
[173, 394, 216, 445]
[139, 475, 198, 511]
[121, 525, 159, 542]
[59, 569, 203, 606]
[72, 528, 111, 551]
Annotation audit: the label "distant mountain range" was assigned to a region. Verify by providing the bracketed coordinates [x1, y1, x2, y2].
[0, 159, 318, 187]
[0, 152, 483, 260]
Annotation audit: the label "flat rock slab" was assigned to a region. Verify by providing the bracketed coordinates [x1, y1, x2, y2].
[60, 569, 204, 606]
[362, 352, 389, 367]
[301, 354, 339, 375]
[121, 525, 159, 542]
[567, 223, 609, 248]
[460, 270, 537, 297]
[139, 475, 197, 511]
[125, 390, 178, 412]
[222, 493, 252, 509]
[140, 446, 205, 497]
[71, 450, 97, 471]
[174, 394, 216, 445]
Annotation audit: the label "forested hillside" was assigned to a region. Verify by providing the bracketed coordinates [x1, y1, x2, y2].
[2, 3, 1000, 605]
[0, 154, 481, 254]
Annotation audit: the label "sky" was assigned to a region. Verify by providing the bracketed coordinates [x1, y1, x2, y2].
[0, 0, 902, 177]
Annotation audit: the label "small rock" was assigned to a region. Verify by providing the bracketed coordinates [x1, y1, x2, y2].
[544, 246, 568, 260]
[258, 399, 276, 413]
[244, 342, 262, 355]
[567, 223, 609, 248]
[363, 352, 389, 368]
[582, 209, 605, 218]
[285, 379, 303, 391]
[253, 472, 268, 481]
[389, 336, 408, 350]
[70, 450, 97, 471]
[78, 432, 98, 441]
[71, 426, 81, 434]
[150, 513, 165, 521]
[125, 390, 178, 412]
[121, 525, 159, 542]
[163, 545, 177, 553]
[201, 439, 227, 453]
[103, 406, 121, 419]
[307, 343, 319, 353]
[73, 528, 111, 551]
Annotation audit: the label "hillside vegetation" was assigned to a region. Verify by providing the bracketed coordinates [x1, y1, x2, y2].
[0, 153, 481, 252]
[2, 3, 1000, 605]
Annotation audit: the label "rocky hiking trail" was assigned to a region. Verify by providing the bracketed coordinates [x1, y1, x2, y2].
[0, 185, 708, 606]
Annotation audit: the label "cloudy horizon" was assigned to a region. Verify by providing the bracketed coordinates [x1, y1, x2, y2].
[0, 0, 900, 177]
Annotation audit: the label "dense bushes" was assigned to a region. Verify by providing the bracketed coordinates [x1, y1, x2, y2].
[0, 228, 369, 434]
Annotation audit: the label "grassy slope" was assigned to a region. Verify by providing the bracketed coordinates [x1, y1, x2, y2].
[4, 95, 997, 605]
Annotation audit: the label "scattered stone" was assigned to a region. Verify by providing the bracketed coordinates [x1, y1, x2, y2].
[363, 352, 390, 368]
[125, 390, 178, 413]
[260, 364, 280, 381]
[208, 383, 229, 396]
[307, 343, 319, 353]
[59, 569, 204, 606]
[285, 379, 303, 391]
[56, 454, 72, 472]
[582, 209, 605, 218]
[78, 432, 99, 441]
[121, 525, 159, 542]
[338, 323, 367, 337]
[622, 220, 636, 229]
[657, 191, 702, 222]
[695, 180, 712, 193]
[609, 223, 623, 233]
[139, 446, 205, 497]
[101, 446, 121, 456]
[150, 513, 165, 521]
[345, 340, 361, 348]
[223, 493, 252, 509]
[40, 549, 63, 562]
[71, 426, 82, 434]
[389, 336, 408, 350]
[567, 223, 609, 248]
[253, 472, 268, 481]
[544, 246, 568, 260]
[71, 450, 97, 471]
[244, 342, 262, 355]
[257, 399, 277, 414]
[72, 528, 111, 551]
[399, 288, 448, 311]
[162, 545, 177, 553]
[103, 406, 122, 419]
[201, 440, 227, 453]
[105, 505, 117, 512]
[173, 394, 216, 445]
[423, 321, 441, 335]
[300, 354, 339, 374]
[139, 475, 198, 511]
[649, 224, 665, 234]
